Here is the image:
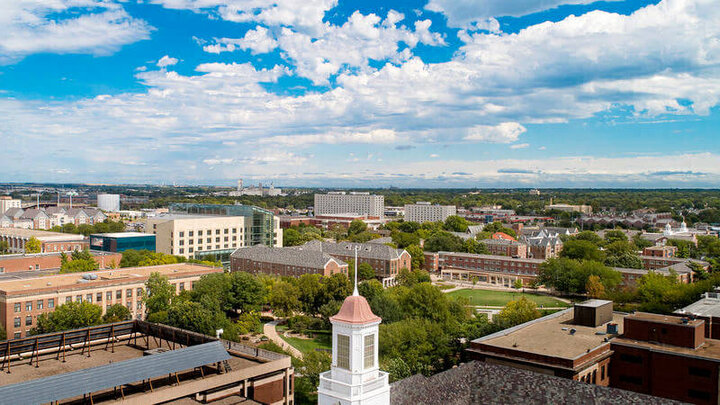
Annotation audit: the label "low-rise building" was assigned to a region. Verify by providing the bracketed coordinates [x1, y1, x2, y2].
[0, 196, 21, 215]
[0, 251, 122, 274]
[0, 263, 221, 339]
[404, 202, 457, 223]
[432, 251, 544, 287]
[314, 192, 384, 218]
[614, 265, 693, 287]
[89, 232, 156, 252]
[545, 203, 593, 214]
[676, 292, 720, 339]
[643, 245, 678, 258]
[0, 228, 87, 254]
[480, 239, 527, 258]
[231, 245, 348, 277]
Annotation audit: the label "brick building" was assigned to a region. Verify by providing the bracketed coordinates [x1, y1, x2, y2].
[231, 244, 348, 277]
[480, 239, 527, 258]
[232, 240, 410, 285]
[467, 300, 720, 405]
[0, 227, 88, 254]
[614, 265, 693, 287]
[0, 263, 221, 339]
[0, 251, 122, 273]
[429, 251, 543, 287]
[643, 245, 678, 258]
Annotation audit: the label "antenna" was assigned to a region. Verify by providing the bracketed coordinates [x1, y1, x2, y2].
[353, 245, 359, 296]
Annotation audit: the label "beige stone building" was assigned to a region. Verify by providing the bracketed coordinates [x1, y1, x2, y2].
[0, 263, 221, 339]
[143, 214, 281, 260]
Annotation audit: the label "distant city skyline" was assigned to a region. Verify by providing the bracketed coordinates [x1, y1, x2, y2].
[1, 0, 719, 187]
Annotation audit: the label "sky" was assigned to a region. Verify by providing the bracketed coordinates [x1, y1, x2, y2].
[0, 0, 719, 188]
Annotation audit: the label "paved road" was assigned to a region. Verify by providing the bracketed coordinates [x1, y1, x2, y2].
[263, 320, 303, 359]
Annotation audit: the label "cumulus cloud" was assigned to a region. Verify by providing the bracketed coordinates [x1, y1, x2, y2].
[465, 123, 527, 143]
[157, 55, 179, 68]
[0, 1, 152, 64]
[203, 26, 278, 55]
[510, 143, 530, 149]
[426, 0, 614, 29]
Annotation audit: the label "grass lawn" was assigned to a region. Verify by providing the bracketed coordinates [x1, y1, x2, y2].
[447, 288, 569, 308]
[280, 332, 332, 354]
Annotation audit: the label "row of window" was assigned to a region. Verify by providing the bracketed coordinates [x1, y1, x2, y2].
[13, 301, 143, 329]
[179, 228, 241, 238]
[335, 333, 375, 370]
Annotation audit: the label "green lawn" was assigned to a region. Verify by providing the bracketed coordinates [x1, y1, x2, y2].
[447, 288, 569, 308]
[280, 332, 332, 354]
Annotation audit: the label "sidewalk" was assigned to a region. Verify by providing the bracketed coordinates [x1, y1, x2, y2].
[263, 320, 303, 359]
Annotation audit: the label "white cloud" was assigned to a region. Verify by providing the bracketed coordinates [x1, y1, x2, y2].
[0, 1, 151, 63]
[203, 26, 278, 55]
[157, 55, 179, 68]
[510, 143, 530, 149]
[261, 129, 399, 146]
[465, 123, 526, 143]
[426, 0, 616, 29]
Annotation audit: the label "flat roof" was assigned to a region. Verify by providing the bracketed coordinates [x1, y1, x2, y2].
[0, 227, 84, 241]
[439, 251, 544, 263]
[90, 232, 155, 238]
[613, 337, 720, 361]
[0, 250, 118, 261]
[576, 299, 612, 308]
[475, 309, 624, 360]
[0, 263, 221, 295]
[676, 294, 720, 318]
[147, 214, 245, 221]
[626, 311, 704, 327]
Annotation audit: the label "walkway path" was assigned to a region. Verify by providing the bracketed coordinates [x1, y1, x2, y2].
[263, 320, 303, 359]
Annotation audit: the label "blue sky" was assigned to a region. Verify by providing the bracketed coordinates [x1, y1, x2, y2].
[1, 0, 719, 187]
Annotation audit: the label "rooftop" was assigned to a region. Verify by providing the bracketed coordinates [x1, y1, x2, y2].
[231, 244, 346, 269]
[439, 251, 544, 263]
[90, 232, 155, 238]
[0, 263, 221, 296]
[676, 292, 720, 318]
[613, 336, 720, 361]
[0, 227, 85, 241]
[473, 308, 624, 360]
[625, 311, 704, 327]
[390, 361, 680, 405]
[330, 294, 381, 325]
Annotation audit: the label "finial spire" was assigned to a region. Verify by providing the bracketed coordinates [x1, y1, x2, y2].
[353, 245, 359, 296]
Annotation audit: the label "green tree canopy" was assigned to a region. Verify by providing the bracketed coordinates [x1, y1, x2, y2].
[103, 304, 132, 323]
[34, 302, 103, 334]
[560, 239, 605, 262]
[424, 231, 464, 252]
[493, 297, 541, 329]
[25, 237, 42, 253]
[405, 244, 425, 271]
[443, 215, 469, 232]
[143, 272, 176, 315]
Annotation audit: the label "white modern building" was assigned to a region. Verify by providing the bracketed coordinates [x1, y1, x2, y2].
[314, 192, 384, 218]
[318, 282, 390, 404]
[0, 197, 21, 215]
[404, 202, 457, 223]
[97, 194, 120, 212]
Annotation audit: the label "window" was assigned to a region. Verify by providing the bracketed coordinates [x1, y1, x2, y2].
[97, 292, 103, 302]
[66, 296, 72, 304]
[137, 301, 142, 310]
[189, 231, 194, 237]
[364, 334, 375, 369]
[48, 298, 54, 308]
[198, 230, 202, 236]
[26, 302, 32, 311]
[126, 289, 132, 298]
[107, 291, 112, 301]
[601, 365, 606, 380]
[179, 240, 184, 246]
[179, 248, 184, 254]
[116, 290, 122, 299]
[14, 303, 21, 313]
[206, 238, 211, 243]
[137, 288, 143, 297]
[86, 294, 93, 302]
[179, 282, 185, 291]
[37, 300, 44, 310]
[25, 316, 32, 326]
[215, 229, 220, 235]
[179, 231, 184, 238]
[689, 367, 712, 378]
[14, 332, 21, 339]
[337, 334, 350, 369]
[215, 237, 220, 243]
[224, 228, 229, 234]
[232, 228, 237, 234]
[14, 317, 21, 327]
[76, 295, 83, 302]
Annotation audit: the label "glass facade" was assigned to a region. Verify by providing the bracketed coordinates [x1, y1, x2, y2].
[89, 233, 156, 252]
[169, 203, 277, 247]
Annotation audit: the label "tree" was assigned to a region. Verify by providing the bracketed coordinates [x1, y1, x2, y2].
[166, 300, 228, 336]
[493, 297, 540, 329]
[229, 271, 266, 313]
[298, 350, 332, 389]
[298, 274, 324, 315]
[586, 275, 605, 298]
[560, 239, 605, 262]
[358, 262, 376, 280]
[604, 230, 629, 245]
[359, 279, 384, 301]
[0, 324, 6, 340]
[143, 272, 176, 315]
[25, 237, 42, 253]
[538, 258, 621, 294]
[392, 231, 420, 249]
[60, 258, 99, 273]
[443, 215, 468, 232]
[269, 280, 300, 316]
[103, 304, 132, 323]
[34, 302, 103, 334]
[632, 233, 654, 249]
[405, 244, 425, 271]
[424, 231, 464, 252]
[283, 228, 303, 246]
[347, 219, 368, 236]
[191, 273, 232, 312]
[604, 240, 643, 269]
[573, 231, 603, 246]
[0, 240, 9, 255]
[513, 279, 523, 289]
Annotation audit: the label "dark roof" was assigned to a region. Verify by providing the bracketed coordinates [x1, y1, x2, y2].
[312, 240, 408, 261]
[390, 361, 682, 405]
[0, 341, 230, 405]
[231, 244, 345, 269]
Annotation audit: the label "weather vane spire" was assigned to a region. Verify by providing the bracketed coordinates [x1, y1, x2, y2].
[353, 245, 359, 296]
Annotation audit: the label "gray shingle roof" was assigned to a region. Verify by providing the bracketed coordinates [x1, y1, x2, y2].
[481, 239, 524, 246]
[312, 240, 407, 261]
[4, 207, 23, 219]
[231, 244, 346, 269]
[390, 361, 681, 405]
